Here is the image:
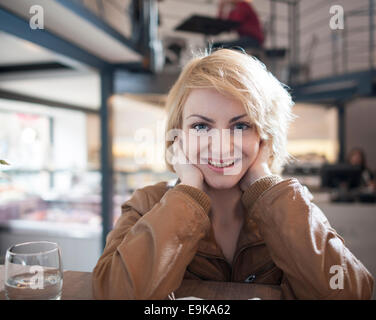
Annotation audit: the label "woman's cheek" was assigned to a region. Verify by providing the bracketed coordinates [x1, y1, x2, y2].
[244, 139, 260, 165]
[184, 132, 202, 164]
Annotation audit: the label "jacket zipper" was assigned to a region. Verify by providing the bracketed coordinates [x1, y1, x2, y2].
[231, 241, 265, 282]
[195, 240, 267, 282]
[244, 261, 277, 283]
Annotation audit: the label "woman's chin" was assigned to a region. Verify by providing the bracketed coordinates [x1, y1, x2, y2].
[204, 174, 240, 190]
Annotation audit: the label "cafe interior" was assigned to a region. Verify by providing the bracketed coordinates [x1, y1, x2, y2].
[0, 0, 375, 299]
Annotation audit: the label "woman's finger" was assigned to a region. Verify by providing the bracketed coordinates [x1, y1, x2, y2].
[171, 140, 178, 166]
[172, 136, 182, 165]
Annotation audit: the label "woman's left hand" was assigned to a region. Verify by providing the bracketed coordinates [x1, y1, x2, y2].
[239, 139, 272, 192]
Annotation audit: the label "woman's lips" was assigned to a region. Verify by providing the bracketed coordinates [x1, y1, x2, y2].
[202, 158, 237, 163]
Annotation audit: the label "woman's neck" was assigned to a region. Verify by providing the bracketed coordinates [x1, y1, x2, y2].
[206, 184, 244, 226]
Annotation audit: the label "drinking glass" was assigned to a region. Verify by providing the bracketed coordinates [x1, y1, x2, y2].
[4, 241, 63, 300]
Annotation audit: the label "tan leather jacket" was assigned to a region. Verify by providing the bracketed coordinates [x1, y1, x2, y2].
[92, 175, 374, 300]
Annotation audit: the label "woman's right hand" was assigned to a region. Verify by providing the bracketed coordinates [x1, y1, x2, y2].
[172, 136, 205, 191]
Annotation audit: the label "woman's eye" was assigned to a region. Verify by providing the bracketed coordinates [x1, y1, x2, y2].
[233, 123, 251, 131]
[192, 123, 209, 132]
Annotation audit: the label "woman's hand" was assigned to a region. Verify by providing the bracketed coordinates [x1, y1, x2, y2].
[239, 139, 272, 192]
[172, 136, 205, 191]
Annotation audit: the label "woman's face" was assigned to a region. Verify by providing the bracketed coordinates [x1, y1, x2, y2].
[350, 151, 362, 166]
[181, 88, 261, 189]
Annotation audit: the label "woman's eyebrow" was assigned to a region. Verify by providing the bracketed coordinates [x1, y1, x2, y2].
[186, 113, 248, 123]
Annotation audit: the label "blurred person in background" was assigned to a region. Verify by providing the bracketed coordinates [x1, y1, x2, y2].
[347, 147, 376, 192]
[213, 0, 264, 50]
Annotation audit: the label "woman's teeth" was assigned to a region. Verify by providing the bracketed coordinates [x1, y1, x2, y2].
[208, 159, 235, 168]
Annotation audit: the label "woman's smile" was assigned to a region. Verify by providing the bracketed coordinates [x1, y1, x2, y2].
[202, 158, 240, 169]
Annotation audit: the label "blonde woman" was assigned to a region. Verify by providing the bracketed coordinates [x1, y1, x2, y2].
[92, 49, 374, 300]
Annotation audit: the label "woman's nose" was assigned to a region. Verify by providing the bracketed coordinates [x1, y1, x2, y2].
[207, 129, 234, 159]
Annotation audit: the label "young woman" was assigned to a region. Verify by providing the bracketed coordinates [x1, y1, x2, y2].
[92, 49, 374, 300]
[347, 147, 375, 191]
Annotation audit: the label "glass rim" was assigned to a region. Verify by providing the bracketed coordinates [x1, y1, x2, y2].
[6, 241, 60, 256]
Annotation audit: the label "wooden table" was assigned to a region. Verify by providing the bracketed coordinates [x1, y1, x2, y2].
[0, 265, 282, 300]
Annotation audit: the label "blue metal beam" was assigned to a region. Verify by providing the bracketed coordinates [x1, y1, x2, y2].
[291, 70, 375, 103]
[337, 102, 346, 162]
[100, 69, 114, 250]
[293, 70, 373, 89]
[55, 0, 141, 55]
[292, 87, 356, 104]
[114, 69, 179, 94]
[0, 88, 98, 114]
[0, 7, 109, 70]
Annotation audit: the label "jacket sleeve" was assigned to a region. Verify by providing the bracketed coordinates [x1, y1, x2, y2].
[92, 183, 211, 300]
[241, 175, 374, 300]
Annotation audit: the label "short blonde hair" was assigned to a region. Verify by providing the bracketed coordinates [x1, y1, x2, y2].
[164, 48, 296, 174]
